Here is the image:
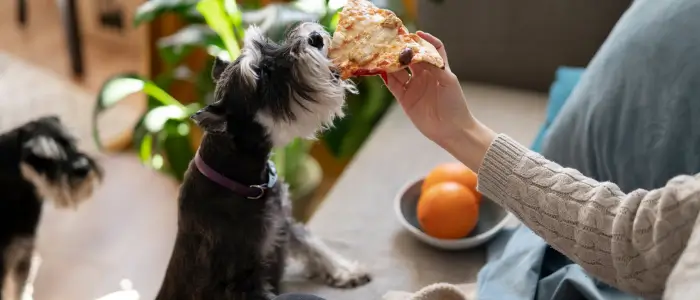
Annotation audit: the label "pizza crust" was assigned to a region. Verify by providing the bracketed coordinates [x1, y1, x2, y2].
[329, 0, 445, 79]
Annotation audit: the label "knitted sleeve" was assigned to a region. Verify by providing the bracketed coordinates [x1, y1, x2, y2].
[476, 134, 700, 298]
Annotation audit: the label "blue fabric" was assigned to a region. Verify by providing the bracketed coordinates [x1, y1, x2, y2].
[542, 0, 700, 193]
[476, 67, 587, 299]
[477, 227, 641, 300]
[530, 67, 585, 152]
[477, 0, 700, 299]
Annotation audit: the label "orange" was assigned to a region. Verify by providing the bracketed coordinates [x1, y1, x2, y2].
[417, 182, 479, 239]
[422, 162, 483, 204]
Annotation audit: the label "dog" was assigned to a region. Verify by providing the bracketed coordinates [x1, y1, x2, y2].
[156, 23, 371, 300]
[0, 115, 103, 300]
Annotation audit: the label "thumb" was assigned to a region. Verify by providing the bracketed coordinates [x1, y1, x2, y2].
[417, 31, 449, 70]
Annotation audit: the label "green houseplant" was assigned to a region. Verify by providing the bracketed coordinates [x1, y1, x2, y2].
[92, 0, 398, 212]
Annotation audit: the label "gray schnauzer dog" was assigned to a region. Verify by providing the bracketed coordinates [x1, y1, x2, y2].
[156, 23, 371, 300]
[0, 116, 103, 300]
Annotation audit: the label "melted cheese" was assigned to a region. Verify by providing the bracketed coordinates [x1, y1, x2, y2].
[330, 13, 398, 66]
[329, 0, 444, 79]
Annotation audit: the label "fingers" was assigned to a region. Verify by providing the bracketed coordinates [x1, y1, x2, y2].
[395, 70, 430, 112]
[410, 62, 457, 87]
[417, 31, 449, 69]
[391, 69, 412, 86]
[385, 69, 411, 98]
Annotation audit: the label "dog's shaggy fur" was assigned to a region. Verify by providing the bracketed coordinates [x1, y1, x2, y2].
[156, 23, 370, 300]
[0, 116, 102, 300]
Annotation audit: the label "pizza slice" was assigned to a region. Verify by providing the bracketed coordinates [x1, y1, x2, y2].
[328, 0, 445, 80]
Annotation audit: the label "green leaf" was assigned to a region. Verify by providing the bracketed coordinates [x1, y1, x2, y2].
[93, 74, 185, 150]
[162, 120, 195, 181]
[193, 57, 218, 105]
[131, 114, 149, 151]
[292, 0, 328, 16]
[272, 138, 312, 191]
[153, 72, 176, 92]
[157, 24, 225, 65]
[197, 0, 241, 60]
[320, 9, 340, 31]
[143, 105, 189, 132]
[143, 82, 185, 108]
[139, 133, 154, 163]
[239, 0, 264, 10]
[205, 44, 232, 61]
[224, 0, 244, 42]
[143, 102, 202, 134]
[224, 0, 243, 29]
[321, 76, 393, 158]
[286, 139, 306, 186]
[241, 3, 325, 43]
[133, 0, 200, 27]
[97, 75, 181, 109]
[327, 0, 347, 11]
[340, 77, 393, 156]
[271, 148, 285, 182]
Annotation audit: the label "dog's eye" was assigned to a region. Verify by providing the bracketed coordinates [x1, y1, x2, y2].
[308, 31, 324, 49]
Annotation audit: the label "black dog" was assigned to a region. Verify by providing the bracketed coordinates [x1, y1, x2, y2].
[0, 116, 102, 300]
[156, 23, 370, 300]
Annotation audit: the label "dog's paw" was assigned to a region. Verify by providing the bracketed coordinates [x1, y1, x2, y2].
[322, 261, 371, 288]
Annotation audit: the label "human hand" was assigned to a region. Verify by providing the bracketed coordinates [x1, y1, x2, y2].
[383, 32, 472, 147]
[382, 32, 496, 170]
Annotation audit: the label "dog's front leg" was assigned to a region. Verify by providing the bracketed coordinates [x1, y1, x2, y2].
[230, 267, 277, 300]
[287, 222, 371, 288]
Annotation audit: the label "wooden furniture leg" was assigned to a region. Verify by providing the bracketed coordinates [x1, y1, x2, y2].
[18, 0, 27, 26]
[60, 0, 85, 78]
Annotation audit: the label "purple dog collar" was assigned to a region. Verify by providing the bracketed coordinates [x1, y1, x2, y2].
[194, 151, 277, 199]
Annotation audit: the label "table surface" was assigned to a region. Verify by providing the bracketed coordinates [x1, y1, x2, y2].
[30, 154, 180, 300]
[285, 83, 547, 299]
[15, 78, 544, 300]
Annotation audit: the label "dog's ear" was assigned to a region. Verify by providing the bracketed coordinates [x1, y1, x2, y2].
[212, 57, 230, 81]
[236, 26, 265, 87]
[23, 136, 65, 160]
[191, 104, 227, 133]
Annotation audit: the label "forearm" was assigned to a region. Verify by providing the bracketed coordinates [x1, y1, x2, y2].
[469, 134, 700, 298]
[440, 120, 496, 172]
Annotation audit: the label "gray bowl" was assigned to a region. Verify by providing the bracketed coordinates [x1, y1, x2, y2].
[394, 178, 514, 250]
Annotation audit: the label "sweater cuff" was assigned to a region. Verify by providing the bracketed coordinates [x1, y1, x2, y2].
[476, 134, 529, 206]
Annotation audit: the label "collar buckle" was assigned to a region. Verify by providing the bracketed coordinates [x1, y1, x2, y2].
[247, 184, 267, 200]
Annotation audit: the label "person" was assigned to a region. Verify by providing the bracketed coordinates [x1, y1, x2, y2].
[381, 31, 700, 300]
[275, 30, 700, 300]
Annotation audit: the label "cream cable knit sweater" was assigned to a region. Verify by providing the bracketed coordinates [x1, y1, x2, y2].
[394, 134, 700, 300]
[392, 134, 700, 300]
[477, 134, 700, 299]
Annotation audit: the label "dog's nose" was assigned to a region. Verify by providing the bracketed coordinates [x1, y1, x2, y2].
[71, 157, 91, 178]
[308, 31, 324, 49]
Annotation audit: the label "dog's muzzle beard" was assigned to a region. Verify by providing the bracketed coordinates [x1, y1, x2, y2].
[19, 159, 101, 209]
[229, 22, 357, 147]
